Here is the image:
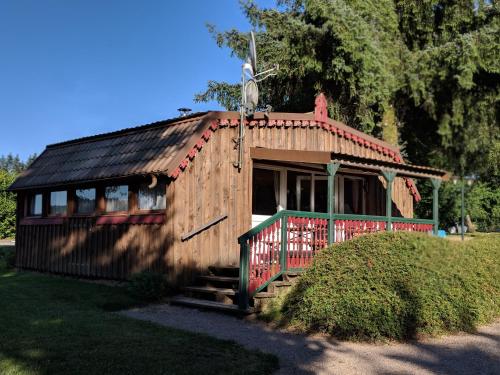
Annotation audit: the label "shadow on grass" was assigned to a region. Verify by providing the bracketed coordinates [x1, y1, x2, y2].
[0, 270, 279, 375]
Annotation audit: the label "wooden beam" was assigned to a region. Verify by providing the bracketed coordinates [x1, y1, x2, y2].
[250, 147, 331, 164]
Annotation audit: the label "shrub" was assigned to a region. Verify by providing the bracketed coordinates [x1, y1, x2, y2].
[127, 271, 170, 301]
[0, 246, 15, 271]
[275, 232, 500, 341]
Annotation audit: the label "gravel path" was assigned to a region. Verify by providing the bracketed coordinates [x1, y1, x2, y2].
[122, 304, 500, 375]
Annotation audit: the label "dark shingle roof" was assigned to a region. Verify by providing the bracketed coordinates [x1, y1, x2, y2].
[9, 112, 210, 190]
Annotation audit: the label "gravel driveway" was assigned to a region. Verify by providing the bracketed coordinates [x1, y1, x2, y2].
[122, 304, 500, 375]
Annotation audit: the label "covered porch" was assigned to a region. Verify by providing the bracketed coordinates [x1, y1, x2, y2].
[239, 148, 448, 309]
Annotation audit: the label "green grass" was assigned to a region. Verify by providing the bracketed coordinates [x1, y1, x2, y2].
[262, 232, 500, 341]
[0, 246, 278, 375]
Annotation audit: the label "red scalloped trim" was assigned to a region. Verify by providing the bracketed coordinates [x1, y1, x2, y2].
[167, 117, 421, 201]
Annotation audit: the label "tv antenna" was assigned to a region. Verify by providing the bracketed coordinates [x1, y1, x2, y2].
[234, 31, 279, 170]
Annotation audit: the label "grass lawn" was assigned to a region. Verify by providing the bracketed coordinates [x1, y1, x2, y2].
[0, 246, 279, 375]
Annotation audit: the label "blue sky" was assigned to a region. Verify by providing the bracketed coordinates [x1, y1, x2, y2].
[0, 0, 272, 160]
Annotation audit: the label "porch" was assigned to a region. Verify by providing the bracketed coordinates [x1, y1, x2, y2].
[237, 148, 448, 309]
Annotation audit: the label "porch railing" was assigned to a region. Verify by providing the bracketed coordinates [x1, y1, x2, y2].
[238, 210, 433, 309]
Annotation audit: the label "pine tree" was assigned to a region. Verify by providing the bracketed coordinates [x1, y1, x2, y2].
[197, 0, 499, 176]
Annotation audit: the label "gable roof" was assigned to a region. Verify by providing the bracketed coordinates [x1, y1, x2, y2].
[9, 108, 427, 201]
[8, 112, 211, 191]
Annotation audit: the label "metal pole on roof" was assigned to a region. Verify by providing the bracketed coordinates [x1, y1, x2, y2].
[236, 65, 246, 171]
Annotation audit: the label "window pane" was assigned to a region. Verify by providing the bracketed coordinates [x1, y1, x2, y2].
[50, 191, 67, 215]
[105, 185, 128, 212]
[252, 168, 279, 215]
[344, 178, 364, 215]
[75, 188, 96, 214]
[138, 183, 166, 210]
[30, 194, 42, 216]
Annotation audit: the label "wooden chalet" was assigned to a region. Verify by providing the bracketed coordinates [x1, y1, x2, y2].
[9, 95, 448, 312]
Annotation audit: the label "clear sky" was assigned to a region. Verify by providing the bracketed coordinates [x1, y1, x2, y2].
[0, 0, 271, 160]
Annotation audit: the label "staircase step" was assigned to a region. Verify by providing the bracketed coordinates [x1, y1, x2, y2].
[271, 281, 292, 287]
[170, 296, 253, 315]
[198, 275, 239, 284]
[208, 265, 240, 277]
[254, 291, 277, 298]
[184, 286, 237, 296]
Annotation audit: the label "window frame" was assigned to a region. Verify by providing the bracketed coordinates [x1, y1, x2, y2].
[103, 184, 129, 214]
[49, 190, 68, 217]
[136, 182, 167, 213]
[73, 187, 97, 216]
[27, 193, 43, 217]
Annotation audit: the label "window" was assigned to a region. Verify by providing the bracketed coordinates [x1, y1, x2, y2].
[138, 183, 166, 210]
[29, 194, 42, 216]
[105, 185, 128, 212]
[75, 188, 96, 214]
[252, 168, 279, 215]
[343, 177, 365, 215]
[50, 191, 67, 215]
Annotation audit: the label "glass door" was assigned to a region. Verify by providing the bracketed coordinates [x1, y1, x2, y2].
[252, 167, 287, 228]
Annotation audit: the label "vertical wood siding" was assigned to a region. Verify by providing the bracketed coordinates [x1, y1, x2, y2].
[16, 124, 414, 284]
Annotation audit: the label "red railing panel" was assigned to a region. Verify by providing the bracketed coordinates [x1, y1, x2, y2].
[334, 219, 386, 242]
[248, 218, 282, 294]
[286, 215, 328, 269]
[240, 211, 435, 299]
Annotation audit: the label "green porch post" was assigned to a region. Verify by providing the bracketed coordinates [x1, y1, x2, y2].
[430, 178, 442, 236]
[327, 163, 340, 244]
[381, 170, 397, 231]
[238, 240, 249, 310]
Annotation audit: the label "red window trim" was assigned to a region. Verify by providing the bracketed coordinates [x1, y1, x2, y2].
[95, 212, 164, 225]
[20, 217, 64, 225]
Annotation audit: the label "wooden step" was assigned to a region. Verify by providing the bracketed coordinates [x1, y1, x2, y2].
[254, 291, 277, 298]
[271, 281, 292, 287]
[184, 286, 237, 296]
[170, 296, 253, 315]
[198, 275, 239, 283]
[198, 275, 239, 288]
[208, 265, 239, 277]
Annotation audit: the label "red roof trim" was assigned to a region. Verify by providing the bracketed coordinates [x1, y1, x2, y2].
[166, 116, 421, 202]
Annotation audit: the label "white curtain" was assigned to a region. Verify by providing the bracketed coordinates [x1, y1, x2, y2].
[274, 171, 281, 211]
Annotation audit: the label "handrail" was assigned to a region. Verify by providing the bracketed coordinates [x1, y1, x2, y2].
[181, 213, 228, 241]
[238, 211, 284, 243]
[390, 217, 434, 224]
[238, 210, 435, 309]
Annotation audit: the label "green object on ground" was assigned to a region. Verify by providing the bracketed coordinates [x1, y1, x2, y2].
[0, 246, 278, 375]
[265, 232, 500, 341]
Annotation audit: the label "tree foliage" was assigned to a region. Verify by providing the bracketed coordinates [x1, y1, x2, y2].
[197, 0, 499, 229]
[197, 0, 499, 176]
[0, 154, 36, 239]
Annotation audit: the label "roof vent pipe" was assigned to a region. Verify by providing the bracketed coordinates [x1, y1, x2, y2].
[177, 108, 192, 117]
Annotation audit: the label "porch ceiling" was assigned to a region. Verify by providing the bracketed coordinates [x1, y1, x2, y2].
[250, 148, 449, 180]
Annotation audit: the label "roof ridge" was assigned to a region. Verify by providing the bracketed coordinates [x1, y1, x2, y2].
[45, 111, 209, 150]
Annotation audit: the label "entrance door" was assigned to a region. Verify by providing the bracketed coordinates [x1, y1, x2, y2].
[252, 167, 287, 228]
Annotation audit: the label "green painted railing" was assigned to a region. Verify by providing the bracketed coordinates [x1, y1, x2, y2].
[238, 211, 434, 309]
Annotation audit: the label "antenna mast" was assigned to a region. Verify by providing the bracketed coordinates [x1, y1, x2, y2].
[234, 31, 278, 171]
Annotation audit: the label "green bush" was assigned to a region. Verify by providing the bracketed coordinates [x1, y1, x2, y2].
[274, 232, 500, 341]
[127, 271, 170, 301]
[0, 246, 15, 271]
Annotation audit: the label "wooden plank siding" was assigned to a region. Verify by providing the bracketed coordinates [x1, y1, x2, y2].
[15, 122, 415, 285]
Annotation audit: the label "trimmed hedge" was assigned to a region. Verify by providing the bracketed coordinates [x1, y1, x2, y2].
[275, 232, 500, 341]
[128, 271, 171, 301]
